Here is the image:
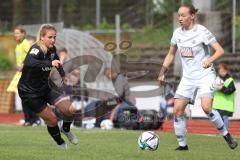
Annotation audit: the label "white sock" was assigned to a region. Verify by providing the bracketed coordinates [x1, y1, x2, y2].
[207, 110, 228, 136]
[174, 116, 187, 147]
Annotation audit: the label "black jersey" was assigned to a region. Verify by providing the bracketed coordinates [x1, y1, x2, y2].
[18, 44, 63, 98]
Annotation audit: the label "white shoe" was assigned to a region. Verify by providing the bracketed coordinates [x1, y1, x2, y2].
[61, 129, 78, 145]
[57, 142, 68, 150]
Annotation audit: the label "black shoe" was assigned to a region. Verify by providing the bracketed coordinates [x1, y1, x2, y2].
[223, 133, 238, 149]
[175, 145, 189, 151]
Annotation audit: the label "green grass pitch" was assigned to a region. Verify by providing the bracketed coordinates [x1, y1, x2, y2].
[0, 124, 239, 160]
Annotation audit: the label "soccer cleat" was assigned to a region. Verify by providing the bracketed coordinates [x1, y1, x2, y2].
[61, 129, 78, 145]
[223, 133, 238, 149]
[175, 145, 189, 151]
[57, 142, 68, 150]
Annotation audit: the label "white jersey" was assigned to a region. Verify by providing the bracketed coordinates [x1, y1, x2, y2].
[171, 24, 217, 80]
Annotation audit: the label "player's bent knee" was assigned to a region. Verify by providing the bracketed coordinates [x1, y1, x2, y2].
[43, 114, 58, 127]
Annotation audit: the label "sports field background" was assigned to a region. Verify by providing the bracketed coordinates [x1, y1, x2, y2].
[1, 1, 240, 160]
[0, 124, 239, 160]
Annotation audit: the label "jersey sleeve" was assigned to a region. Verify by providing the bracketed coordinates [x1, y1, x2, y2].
[56, 65, 66, 77]
[24, 47, 52, 68]
[51, 46, 65, 77]
[202, 28, 217, 45]
[170, 30, 177, 46]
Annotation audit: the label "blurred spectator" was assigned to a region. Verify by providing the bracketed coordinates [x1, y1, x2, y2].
[104, 68, 132, 103]
[55, 69, 89, 127]
[92, 67, 135, 127]
[160, 90, 175, 120]
[57, 47, 74, 75]
[13, 26, 40, 126]
[213, 63, 236, 129]
[68, 69, 89, 127]
[58, 48, 68, 64]
[14, 26, 29, 72]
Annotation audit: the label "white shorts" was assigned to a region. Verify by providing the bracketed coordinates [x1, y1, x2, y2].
[175, 73, 216, 100]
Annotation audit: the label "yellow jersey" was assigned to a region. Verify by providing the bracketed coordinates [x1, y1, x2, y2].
[15, 39, 30, 67]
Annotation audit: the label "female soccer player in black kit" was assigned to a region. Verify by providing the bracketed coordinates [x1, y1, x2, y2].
[18, 24, 78, 149]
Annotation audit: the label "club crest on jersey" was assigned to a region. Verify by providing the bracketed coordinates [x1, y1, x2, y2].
[179, 47, 194, 58]
[50, 53, 55, 60]
[29, 48, 39, 55]
[42, 66, 52, 71]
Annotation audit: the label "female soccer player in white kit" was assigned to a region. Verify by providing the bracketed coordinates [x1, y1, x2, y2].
[158, 4, 238, 150]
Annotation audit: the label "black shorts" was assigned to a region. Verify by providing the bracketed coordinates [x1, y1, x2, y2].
[19, 89, 65, 113]
[21, 95, 51, 114]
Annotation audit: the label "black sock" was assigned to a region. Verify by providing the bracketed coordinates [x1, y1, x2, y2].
[62, 120, 72, 132]
[47, 125, 65, 145]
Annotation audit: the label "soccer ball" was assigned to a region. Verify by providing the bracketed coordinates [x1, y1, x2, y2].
[100, 119, 114, 130]
[138, 131, 159, 151]
[215, 76, 224, 85]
